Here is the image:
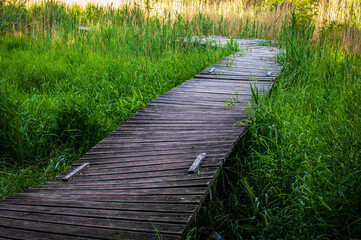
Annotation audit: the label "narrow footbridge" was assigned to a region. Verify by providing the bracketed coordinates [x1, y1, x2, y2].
[0, 37, 283, 239]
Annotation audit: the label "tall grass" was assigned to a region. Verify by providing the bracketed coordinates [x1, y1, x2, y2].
[27, 0, 360, 53]
[0, 0, 236, 199]
[1, 0, 361, 238]
[195, 11, 361, 240]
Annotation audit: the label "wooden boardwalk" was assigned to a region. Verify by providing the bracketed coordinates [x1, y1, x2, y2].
[0, 37, 283, 240]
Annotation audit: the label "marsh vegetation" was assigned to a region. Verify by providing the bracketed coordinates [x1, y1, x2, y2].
[1, 0, 361, 239]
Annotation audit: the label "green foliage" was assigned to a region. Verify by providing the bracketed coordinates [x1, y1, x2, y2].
[1, 1, 360, 239]
[0, 1, 235, 199]
[252, 0, 320, 30]
[293, 0, 319, 27]
[194, 13, 361, 240]
[0, 0, 28, 34]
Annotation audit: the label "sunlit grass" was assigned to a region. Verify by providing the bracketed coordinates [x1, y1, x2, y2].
[0, 0, 236, 199]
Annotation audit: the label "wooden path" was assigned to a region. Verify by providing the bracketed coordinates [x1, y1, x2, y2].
[0, 37, 283, 240]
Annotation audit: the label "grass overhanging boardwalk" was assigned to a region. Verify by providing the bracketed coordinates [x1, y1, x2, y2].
[0, 37, 283, 240]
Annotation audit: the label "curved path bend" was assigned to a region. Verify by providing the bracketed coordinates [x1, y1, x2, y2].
[0, 37, 283, 240]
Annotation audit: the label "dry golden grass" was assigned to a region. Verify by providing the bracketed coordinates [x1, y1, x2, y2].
[22, 0, 361, 53]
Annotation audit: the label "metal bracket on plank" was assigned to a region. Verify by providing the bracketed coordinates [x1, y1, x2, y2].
[188, 153, 207, 174]
[62, 162, 90, 182]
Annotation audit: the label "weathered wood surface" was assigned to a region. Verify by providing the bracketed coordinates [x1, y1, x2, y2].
[0, 37, 282, 240]
[62, 162, 90, 182]
[188, 153, 207, 174]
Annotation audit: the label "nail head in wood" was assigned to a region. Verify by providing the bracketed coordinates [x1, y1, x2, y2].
[62, 162, 90, 182]
[188, 153, 207, 174]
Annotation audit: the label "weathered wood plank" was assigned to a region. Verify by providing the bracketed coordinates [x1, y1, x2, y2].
[75, 152, 226, 166]
[188, 153, 207, 174]
[0, 203, 194, 223]
[0, 209, 187, 235]
[78, 148, 231, 163]
[62, 162, 90, 182]
[194, 74, 276, 81]
[75, 159, 222, 174]
[9, 193, 204, 205]
[85, 143, 235, 155]
[70, 172, 216, 186]
[2, 199, 200, 213]
[0, 226, 89, 240]
[71, 156, 223, 170]
[92, 138, 241, 149]
[65, 167, 219, 182]
[20, 185, 211, 196]
[98, 134, 240, 144]
[0, 217, 180, 240]
[35, 178, 212, 190]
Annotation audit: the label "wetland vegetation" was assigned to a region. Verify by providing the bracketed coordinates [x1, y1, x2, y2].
[1, 0, 360, 239]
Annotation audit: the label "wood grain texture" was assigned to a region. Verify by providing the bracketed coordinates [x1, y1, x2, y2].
[0, 37, 282, 240]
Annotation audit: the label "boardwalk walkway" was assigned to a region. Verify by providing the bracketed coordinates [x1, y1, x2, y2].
[0, 37, 283, 240]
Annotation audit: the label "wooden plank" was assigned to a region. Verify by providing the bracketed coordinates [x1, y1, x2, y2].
[194, 74, 276, 81]
[2, 199, 200, 213]
[111, 128, 244, 135]
[74, 166, 217, 180]
[113, 122, 245, 129]
[66, 167, 219, 182]
[0, 203, 193, 223]
[137, 108, 245, 114]
[75, 152, 227, 166]
[127, 112, 246, 119]
[201, 67, 280, 75]
[0, 209, 186, 235]
[34, 178, 212, 190]
[78, 148, 231, 162]
[72, 159, 222, 174]
[70, 172, 216, 186]
[166, 88, 257, 94]
[197, 69, 279, 77]
[188, 153, 207, 174]
[62, 162, 90, 182]
[85, 143, 235, 155]
[98, 134, 240, 144]
[91, 138, 240, 150]
[0, 217, 180, 240]
[211, 62, 282, 68]
[0, 226, 89, 240]
[158, 87, 256, 96]
[20, 185, 211, 196]
[161, 90, 252, 96]
[180, 79, 272, 87]
[71, 156, 223, 170]
[9, 193, 204, 205]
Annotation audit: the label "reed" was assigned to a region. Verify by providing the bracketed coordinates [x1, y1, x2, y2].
[0, 0, 236, 199]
